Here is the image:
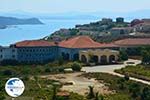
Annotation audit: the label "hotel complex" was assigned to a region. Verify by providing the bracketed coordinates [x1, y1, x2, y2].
[0, 36, 150, 64]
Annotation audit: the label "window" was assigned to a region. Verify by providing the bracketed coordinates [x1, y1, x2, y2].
[12, 55, 15, 58]
[0, 49, 2, 52]
[0, 55, 2, 58]
[12, 49, 15, 52]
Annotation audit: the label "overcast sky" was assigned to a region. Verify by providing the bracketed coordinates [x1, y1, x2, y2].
[0, 0, 150, 13]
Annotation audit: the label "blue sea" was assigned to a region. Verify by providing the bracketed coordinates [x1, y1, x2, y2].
[0, 19, 98, 46]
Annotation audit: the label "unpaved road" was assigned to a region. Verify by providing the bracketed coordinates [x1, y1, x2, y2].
[82, 59, 141, 73]
[82, 59, 150, 85]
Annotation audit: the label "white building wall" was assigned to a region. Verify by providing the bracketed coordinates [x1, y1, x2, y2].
[0, 47, 17, 61]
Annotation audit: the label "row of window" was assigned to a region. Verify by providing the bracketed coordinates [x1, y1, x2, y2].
[0, 55, 15, 59]
[0, 49, 15, 52]
[19, 48, 57, 52]
[20, 54, 53, 58]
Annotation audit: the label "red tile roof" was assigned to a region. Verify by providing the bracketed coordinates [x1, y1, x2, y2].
[59, 36, 116, 48]
[114, 38, 150, 46]
[15, 40, 56, 47]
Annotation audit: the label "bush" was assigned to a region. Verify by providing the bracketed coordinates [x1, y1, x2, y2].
[58, 67, 64, 73]
[45, 68, 52, 73]
[71, 62, 82, 72]
[3, 70, 13, 76]
[124, 73, 130, 81]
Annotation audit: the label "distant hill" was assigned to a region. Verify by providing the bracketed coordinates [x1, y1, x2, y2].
[0, 16, 43, 25]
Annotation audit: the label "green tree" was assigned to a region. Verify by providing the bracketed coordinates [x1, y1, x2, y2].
[141, 49, 150, 65]
[129, 83, 141, 98]
[58, 56, 64, 65]
[87, 86, 95, 99]
[71, 62, 82, 72]
[141, 87, 150, 100]
[52, 85, 57, 100]
[119, 50, 128, 61]
[95, 92, 99, 100]
[124, 73, 130, 81]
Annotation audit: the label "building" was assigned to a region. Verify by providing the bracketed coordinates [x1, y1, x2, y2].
[0, 36, 150, 64]
[114, 38, 150, 47]
[101, 18, 113, 24]
[131, 19, 150, 33]
[114, 38, 150, 56]
[111, 27, 133, 36]
[116, 17, 124, 23]
[79, 49, 119, 64]
[12, 40, 58, 64]
[58, 36, 118, 61]
[0, 46, 17, 62]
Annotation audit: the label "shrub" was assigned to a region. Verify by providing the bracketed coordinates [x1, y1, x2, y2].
[119, 50, 128, 61]
[45, 68, 52, 73]
[71, 62, 82, 72]
[124, 73, 130, 81]
[58, 67, 64, 73]
[3, 70, 13, 76]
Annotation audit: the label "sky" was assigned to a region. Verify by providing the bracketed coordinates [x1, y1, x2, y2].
[0, 0, 150, 13]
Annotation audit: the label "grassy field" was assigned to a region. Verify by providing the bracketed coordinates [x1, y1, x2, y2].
[115, 65, 150, 81]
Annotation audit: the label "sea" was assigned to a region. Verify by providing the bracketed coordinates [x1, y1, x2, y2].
[0, 19, 98, 46]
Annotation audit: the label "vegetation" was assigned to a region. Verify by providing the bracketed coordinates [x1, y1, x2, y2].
[115, 65, 150, 81]
[141, 47, 150, 65]
[71, 62, 82, 72]
[87, 86, 103, 100]
[0, 78, 5, 100]
[82, 72, 150, 100]
[119, 49, 128, 61]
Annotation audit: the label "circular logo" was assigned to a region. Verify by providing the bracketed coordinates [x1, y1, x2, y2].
[5, 78, 25, 97]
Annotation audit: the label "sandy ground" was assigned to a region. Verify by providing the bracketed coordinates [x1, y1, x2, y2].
[41, 72, 113, 95]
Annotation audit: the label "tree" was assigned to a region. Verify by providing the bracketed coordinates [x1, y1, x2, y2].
[124, 73, 130, 81]
[71, 62, 82, 72]
[87, 86, 95, 99]
[95, 92, 99, 100]
[141, 49, 150, 65]
[58, 56, 64, 65]
[129, 83, 141, 98]
[141, 87, 150, 100]
[119, 50, 128, 61]
[52, 86, 57, 100]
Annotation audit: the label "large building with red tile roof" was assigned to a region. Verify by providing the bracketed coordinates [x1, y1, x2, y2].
[59, 36, 117, 49]
[15, 40, 57, 47]
[114, 38, 150, 47]
[0, 36, 150, 64]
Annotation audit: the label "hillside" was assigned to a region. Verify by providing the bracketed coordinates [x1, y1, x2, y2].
[44, 17, 150, 43]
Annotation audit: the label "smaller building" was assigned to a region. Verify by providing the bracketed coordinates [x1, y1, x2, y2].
[116, 17, 124, 23]
[79, 49, 119, 64]
[111, 27, 132, 36]
[101, 18, 113, 24]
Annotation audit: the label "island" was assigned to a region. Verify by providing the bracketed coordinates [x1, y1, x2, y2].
[0, 16, 43, 29]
